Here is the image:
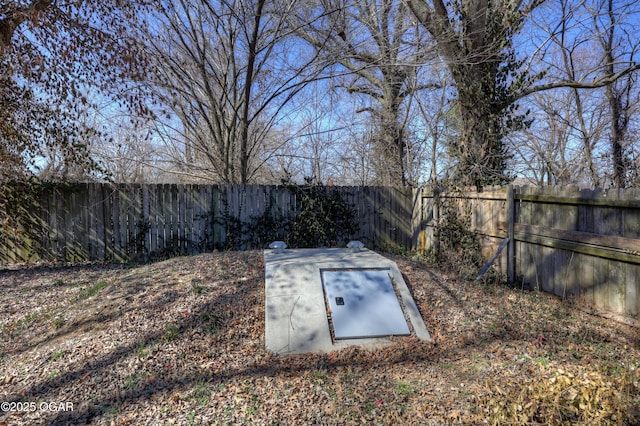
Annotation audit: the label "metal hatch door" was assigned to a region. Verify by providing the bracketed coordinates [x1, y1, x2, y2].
[321, 269, 410, 339]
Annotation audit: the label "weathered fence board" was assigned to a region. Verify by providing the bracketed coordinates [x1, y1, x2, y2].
[1, 184, 416, 265]
[10, 182, 639, 318]
[419, 185, 640, 318]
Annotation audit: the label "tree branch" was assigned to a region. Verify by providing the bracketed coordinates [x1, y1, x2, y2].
[518, 63, 640, 98]
[0, 0, 54, 51]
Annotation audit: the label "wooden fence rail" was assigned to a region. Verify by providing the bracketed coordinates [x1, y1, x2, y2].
[5, 182, 639, 319]
[417, 185, 640, 317]
[0, 184, 419, 264]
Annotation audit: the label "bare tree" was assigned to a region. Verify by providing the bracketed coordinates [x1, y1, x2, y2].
[555, 4, 605, 187]
[407, 0, 640, 189]
[594, 0, 639, 187]
[522, 0, 640, 188]
[511, 90, 596, 186]
[407, 0, 540, 188]
[89, 118, 159, 183]
[412, 67, 455, 184]
[290, 0, 437, 187]
[142, 0, 322, 184]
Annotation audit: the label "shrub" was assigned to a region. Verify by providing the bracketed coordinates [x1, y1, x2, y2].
[433, 194, 484, 279]
[286, 182, 359, 248]
[217, 180, 359, 250]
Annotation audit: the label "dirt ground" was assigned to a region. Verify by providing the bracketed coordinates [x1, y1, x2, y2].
[1, 250, 639, 425]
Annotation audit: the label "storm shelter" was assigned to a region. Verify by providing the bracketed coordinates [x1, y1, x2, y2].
[264, 248, 431, 355]
[322, 268, 410, 339]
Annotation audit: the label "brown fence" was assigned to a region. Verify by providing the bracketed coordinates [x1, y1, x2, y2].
[6, 182, 639, 317]
[417, 186, 640, 317]
[0, 184, 419, 264]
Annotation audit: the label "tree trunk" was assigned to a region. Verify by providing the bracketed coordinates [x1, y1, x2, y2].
[240, 0, 266, 185]
[453, 62, 508, 189]
[407, 0, 519, 190]
[374, 100, 406, 187]
[603, 0, 629, 188]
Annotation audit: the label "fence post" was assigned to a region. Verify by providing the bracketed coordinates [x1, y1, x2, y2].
[410, 187, 421, 251]
[433, 187, 440, 257]
[507, 184, 515, 284]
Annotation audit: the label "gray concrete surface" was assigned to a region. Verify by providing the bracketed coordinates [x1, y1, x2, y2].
[264, 248, 432, 355]
[322, 269, 410, 339]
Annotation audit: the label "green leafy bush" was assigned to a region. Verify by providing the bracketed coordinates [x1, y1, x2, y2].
[286, 182, 358, 248]
[433, 190, 484, 279]
[218, 181, 359, 250]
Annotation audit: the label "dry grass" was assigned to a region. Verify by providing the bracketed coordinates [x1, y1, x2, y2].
[1, 250, 639, 425]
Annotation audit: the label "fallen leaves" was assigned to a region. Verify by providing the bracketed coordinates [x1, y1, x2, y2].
[0, 251, 639, 425]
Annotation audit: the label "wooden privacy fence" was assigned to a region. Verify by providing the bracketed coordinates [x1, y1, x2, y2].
[4, 182, 640, 317]
[0, 184, 419, 264]
[418, 185, 640, 317]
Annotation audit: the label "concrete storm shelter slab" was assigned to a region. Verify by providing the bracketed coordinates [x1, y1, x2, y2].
[321, 269, 410, 339]
[264, 248, 431, 356]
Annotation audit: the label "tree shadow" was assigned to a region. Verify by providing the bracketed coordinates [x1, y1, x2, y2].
[1, 249, 638, 425]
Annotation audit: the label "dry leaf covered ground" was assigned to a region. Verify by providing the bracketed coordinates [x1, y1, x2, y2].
[1, 250, 639, 425]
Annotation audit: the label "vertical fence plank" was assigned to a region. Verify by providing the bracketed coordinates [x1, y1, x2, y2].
[182, 184, 190, 255]
[141, 184, 150, 261]
[192, 184, 199, 253]
[96, 183, 107, 261]
[591, 190, 609, 309]
[64, 187, 76, 262]
[517, 187, 534, 289]
[102, 185, 113, 262]
[287, 185, 296, 224]
[369, 187, 378, 248]
[248, 185, 259, 247]
[131, 184, 141, 259]
[159, 184, 168, 255]
[40, 187, 55, 262]
[191, 185, 201, 254]
[402, 187, 412, 249]
[169, 184, 177, 254]
[50, 187, 61, 261]
[353, 187, 361, 243]
[138, 184, 146, 258]
[366, 186, 374, 246]
[374, 186, 382, 248]
[171, 183, 179, 253]
[627, 263, 640, 316]
[34, 188, 48, 262]
[507, 185, 515, 284]
[204, 185, 213, 251]
[386, 186, 394, 248]
[149, 185, 158, 257]
[193, 184, 202, 253]
[62, 187, 72, 262]
[119, 185, 129, 260]
[86, 183, 95, 260]
[389, 187, 398, 248]
[78, 183, 89, 262]
[66, 185, 78, 262]
[124, 184, 134, 259]
[214, 185, 224, 248]
[349, 186, 359, 243]
[112, 185, 122, 261]
[158, 184, 166, 255]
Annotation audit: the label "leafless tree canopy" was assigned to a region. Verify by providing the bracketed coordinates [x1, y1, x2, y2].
[1, 0, 639, 188]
